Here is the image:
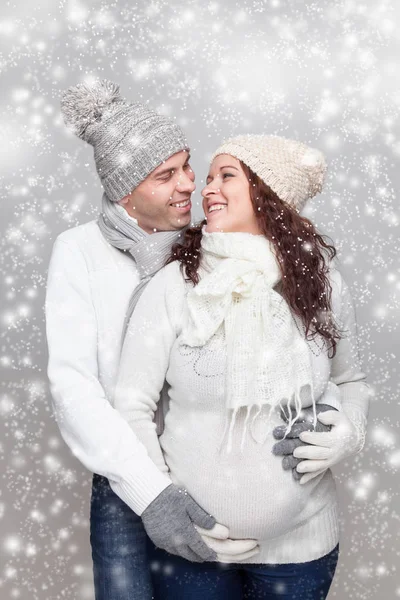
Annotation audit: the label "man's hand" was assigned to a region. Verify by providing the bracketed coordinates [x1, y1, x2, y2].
[272, 403, 337, 483]
[142, 484, 260, 563]
[141, 484, 218, 562]
[289, 406, 367, 484]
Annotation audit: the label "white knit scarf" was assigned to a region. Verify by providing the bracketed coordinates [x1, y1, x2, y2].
[180, 226, 317, 453]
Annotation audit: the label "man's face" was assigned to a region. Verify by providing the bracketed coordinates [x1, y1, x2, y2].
[119, 150, 195, 233]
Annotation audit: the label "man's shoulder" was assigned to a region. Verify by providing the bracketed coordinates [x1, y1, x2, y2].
[55, 220, 103, 247]
[54, 220, 114, 260]
[326, 263, 350, 319]
[51, 219, 131, 273]
[327, 262, 346, 298]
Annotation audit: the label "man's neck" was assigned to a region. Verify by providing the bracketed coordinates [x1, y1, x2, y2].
[116, 202, 139, 225]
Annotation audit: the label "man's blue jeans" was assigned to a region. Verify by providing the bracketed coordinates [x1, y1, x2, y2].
[90, 473, 153, 600]
[147, 538, 339, 600]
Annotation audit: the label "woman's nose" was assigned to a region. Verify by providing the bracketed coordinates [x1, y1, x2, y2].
[201, 180, 220, 197]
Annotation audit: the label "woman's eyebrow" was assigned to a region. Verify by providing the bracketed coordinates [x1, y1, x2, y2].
[206, 165, 239, 182]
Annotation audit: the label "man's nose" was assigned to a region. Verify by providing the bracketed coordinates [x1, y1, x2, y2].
[177, 170, 196, 192]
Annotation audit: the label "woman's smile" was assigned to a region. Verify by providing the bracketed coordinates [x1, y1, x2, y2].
[207, 203, 228, 214]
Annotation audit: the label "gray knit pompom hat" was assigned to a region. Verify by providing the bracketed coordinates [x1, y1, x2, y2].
[60, 79, 189, 202]
[211, 134, 327, 212]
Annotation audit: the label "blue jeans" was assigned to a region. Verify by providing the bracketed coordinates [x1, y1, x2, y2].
[90, 473, 153, 600]
[148, 539, 339, 600]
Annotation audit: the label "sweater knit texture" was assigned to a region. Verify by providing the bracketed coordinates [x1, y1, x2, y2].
[114, 259, 370, 564]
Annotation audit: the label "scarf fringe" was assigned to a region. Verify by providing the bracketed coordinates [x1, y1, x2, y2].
[281, 380, 317, 441]
[219, 379, 317, 455]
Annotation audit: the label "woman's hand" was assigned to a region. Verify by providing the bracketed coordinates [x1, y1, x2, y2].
[272, 404, 336, 483]
[196, 524, 260, 563]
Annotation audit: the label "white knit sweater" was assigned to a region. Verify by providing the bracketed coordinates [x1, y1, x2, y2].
[45, 221, 172, 515]
[114, 260, 370, 564]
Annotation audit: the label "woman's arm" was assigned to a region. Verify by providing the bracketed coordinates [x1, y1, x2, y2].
[114, 263, 183, 473]
[115, 264, 263, 562]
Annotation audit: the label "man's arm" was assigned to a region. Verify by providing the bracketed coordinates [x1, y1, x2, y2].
[45, 237, 172, 515]
[327, 271, 370, 452]
[330, 271, 371, 421]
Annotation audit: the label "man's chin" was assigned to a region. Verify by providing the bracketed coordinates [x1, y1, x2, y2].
[173, 212, 192, 230]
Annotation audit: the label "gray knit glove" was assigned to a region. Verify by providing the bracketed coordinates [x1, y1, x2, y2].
[141, 484, 218, 562]
[272, 404, 338, 481]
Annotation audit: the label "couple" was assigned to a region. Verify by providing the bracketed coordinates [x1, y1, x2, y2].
[45, 79, 370, 600]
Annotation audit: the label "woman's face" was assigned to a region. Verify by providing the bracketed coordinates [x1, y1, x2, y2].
[201, 154, 262, 234]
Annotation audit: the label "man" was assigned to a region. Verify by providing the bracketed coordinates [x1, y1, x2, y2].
[45, 79, 258, 600]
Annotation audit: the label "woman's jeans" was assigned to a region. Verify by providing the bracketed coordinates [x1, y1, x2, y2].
[90, 473, 339, 600]
[90, 473, 153, 600]
[147, 538, 340, 600]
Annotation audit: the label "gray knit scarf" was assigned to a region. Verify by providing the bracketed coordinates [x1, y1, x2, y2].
[98, 192, 188, 436]
[98, 192, 188, 340]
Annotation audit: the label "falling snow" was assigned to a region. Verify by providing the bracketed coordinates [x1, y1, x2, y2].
[0, 0, 399, 598]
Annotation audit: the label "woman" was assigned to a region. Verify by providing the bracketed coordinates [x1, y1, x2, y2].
[114, 134, 370, 599]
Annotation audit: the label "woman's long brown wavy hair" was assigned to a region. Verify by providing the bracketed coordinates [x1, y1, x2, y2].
[166, 161, 344, 358]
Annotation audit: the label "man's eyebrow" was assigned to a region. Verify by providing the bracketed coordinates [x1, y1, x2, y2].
[206, 165, 239, 181]
[153, 154, 192, 178]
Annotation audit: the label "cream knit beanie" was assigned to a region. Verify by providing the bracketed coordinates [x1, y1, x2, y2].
[210, 134, 327, 212]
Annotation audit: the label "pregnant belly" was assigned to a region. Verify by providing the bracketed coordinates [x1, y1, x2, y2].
[160, 413, 329, 541]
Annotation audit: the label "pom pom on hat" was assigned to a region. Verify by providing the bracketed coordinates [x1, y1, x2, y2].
[60, 79, 123, 141]
[299, 147, 327, 197]
[211, 134, 327, 212]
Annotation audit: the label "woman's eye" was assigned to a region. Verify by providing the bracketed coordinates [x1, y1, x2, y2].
[222, 173, 233, 179]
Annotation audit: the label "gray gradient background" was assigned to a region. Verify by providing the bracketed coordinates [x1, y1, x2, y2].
[1, 1, 399, 598]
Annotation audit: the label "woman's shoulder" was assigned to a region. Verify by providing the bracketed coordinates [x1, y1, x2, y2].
[154, 260, 187, 288]
[143, 260, 188, 308]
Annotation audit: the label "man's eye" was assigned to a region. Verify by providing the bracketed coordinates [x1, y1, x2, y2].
[184, 162, 191, 169]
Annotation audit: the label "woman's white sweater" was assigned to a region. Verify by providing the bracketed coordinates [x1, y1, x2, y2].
[114, 260, 370, 564]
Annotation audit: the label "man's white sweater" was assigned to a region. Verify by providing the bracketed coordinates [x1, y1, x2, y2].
[114, 260, 370, 564]
[45, 220, 172, 515]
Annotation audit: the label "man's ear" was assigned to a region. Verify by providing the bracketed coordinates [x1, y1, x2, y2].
[119, 195, 129, 206]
